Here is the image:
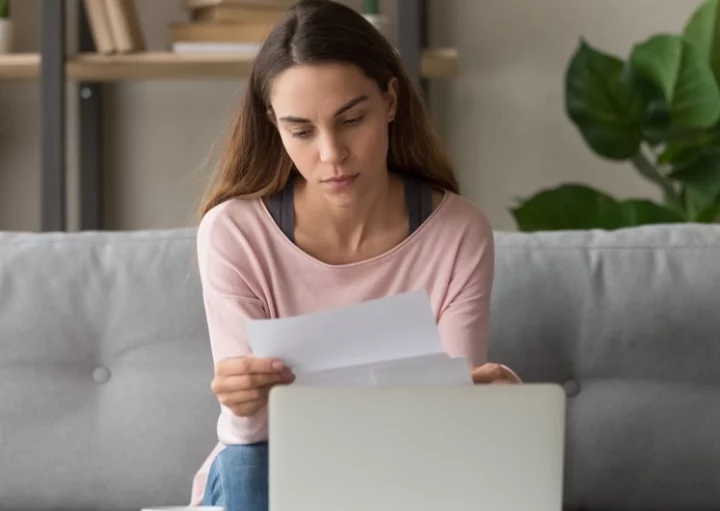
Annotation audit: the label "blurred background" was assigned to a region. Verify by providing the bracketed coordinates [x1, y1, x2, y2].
[0, 0, 705, 232]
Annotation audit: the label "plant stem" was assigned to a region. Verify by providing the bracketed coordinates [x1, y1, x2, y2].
[630, 150, 683, 211]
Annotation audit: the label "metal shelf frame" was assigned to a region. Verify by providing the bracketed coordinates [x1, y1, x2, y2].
[39, 0, 429, 231]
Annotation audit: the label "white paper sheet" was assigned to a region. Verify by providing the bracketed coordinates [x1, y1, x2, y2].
[245, 291, 472, 386]
[371, 353, 473, 387]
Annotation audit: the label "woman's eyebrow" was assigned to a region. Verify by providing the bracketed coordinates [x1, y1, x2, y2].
[278, 95, 369, 124]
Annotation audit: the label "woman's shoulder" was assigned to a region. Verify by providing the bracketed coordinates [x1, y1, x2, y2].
[415, 190, 494, 269]
[197, 197, 270, 251]
[432, 191, 493, 242]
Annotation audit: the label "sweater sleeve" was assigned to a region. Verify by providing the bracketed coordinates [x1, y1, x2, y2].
[196, 205, 271, 444]
[436, 210, 495, 368]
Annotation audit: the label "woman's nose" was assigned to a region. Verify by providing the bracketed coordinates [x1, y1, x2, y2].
[318, 132, 348, 164]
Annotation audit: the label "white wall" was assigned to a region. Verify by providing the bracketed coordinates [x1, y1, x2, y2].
[0, 0, 704, 232]
[429, 0, 702, 230]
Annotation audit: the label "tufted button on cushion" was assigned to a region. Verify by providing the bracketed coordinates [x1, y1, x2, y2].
[93, 366, 111, 384]
[0, 228, 218, 511]
[488, 225, 720, 511]
[563, 380, 581, 398]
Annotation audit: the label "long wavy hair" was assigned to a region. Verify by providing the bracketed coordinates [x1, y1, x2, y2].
[198, 0, 458, 218]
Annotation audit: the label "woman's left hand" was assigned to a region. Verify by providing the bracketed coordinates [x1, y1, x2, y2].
[471, 363, 522, 384]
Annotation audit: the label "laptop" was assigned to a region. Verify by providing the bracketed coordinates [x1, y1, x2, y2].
[268, 384, 566, 511]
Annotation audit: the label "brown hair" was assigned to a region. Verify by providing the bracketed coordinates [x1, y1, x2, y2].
[198, 0, 459, 218]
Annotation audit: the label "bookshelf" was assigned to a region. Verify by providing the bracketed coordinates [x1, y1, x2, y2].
[0, 48, 458, 81]
[8, 0, 452, 232]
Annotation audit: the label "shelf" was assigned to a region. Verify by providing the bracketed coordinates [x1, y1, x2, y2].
[0, 53, 40, 79]
[70, 51, 256, 80]
[0, 49, 458, 81]
[420, 48, 459, 79]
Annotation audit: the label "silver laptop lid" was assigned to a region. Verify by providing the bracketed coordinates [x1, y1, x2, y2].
[268, 384, 566, 511]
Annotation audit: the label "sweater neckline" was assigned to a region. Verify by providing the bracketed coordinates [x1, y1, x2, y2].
[257, 190, 451, 270]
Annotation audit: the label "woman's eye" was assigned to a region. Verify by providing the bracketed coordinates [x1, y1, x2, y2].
[292, 130, 312, 139]
[343, 115, 364, 125]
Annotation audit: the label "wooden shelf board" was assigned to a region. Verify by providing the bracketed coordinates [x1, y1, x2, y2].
[0, 53, 41, 79]
[0, 49, 458, 81]
[421, 48, 459, 79]
[70, 51, 257, 80]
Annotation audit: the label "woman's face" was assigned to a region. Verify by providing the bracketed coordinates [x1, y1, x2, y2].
[269, 62, 398, 206]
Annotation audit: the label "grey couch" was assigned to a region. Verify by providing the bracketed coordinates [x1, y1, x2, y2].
[1, 224, 719, 511]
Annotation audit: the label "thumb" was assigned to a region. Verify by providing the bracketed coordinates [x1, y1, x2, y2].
[471, 363, 507, 384]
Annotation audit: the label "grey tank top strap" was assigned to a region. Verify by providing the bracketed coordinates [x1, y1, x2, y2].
[403, 174, 434, 235]
[266, 180, 296, 243]
[266, 174, 433, 243]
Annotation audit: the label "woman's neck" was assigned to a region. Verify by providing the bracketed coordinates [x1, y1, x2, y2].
[294, 173, 407, 259]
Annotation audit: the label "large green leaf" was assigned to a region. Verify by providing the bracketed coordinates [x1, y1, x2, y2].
[510, 184, 685, 232]
[669, 148, 720, 211]
[613, 199, 687, 226]
[565, 40, 647, 160]
[641, 101, 720, 147]
[658, 143, 697, 165]
[684, 0, 720, 86]
[658, 128, 720, 164]
[630, 34, 720, 128]
[694, 199, 720, 222]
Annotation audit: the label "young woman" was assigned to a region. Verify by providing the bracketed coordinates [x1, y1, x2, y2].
[191, 0, 520, 509]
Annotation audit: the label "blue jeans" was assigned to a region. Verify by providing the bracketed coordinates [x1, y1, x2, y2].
[203, 442, 269, 511]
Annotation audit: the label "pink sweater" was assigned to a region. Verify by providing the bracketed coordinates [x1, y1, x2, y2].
[190, 190, 495, 503]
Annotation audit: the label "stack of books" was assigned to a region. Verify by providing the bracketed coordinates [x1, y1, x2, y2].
[83, 0, 145, 54]
[171, 0, 294, 54]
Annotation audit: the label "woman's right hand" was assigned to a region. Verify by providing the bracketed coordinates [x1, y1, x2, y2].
[211, 356, 296, 417]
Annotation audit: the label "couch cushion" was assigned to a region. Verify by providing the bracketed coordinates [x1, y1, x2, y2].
[488, 224, 720, 511]
[3, 223, 720, 511]
[0, 229, 218, 511]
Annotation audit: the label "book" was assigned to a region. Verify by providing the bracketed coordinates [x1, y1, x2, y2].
[169, 21, 276, 44]
[83, 0, 115, 54]
[172, 41, 262, 54]
[185, 0, 295, 10]
[103, 0, 145, 53]
[192, 5, 288, 24]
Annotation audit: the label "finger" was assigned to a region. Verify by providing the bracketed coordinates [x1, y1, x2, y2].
[471, 363, 506, 384]
[231, 398, 266, 417]
[246, 356, 287, 374]
[218, 376, 295, 406]
[214, 372, 291, 393]
[471, 363, 502, 380]
[219, 385, 272, 407]
[216, 356, 286, 377]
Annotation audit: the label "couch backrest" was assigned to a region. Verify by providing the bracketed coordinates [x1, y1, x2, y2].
[1, 224, 719, 511]
[489, 224, 720, 511]
[0, 228, 217, 511]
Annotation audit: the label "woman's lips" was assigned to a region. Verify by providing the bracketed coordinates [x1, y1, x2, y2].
[322, 173, 359, 190]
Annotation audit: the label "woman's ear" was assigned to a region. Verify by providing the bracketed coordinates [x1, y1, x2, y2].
[266, 107, 277, 127]
[385, 77, 399, 121]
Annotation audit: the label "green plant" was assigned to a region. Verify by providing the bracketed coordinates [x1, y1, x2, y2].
[510, 0, 720, 231]
[0, 1, 9, 19]
[362, 0, 379, 15]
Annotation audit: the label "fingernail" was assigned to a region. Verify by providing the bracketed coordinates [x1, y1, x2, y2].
[272, 361, 284, 371]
